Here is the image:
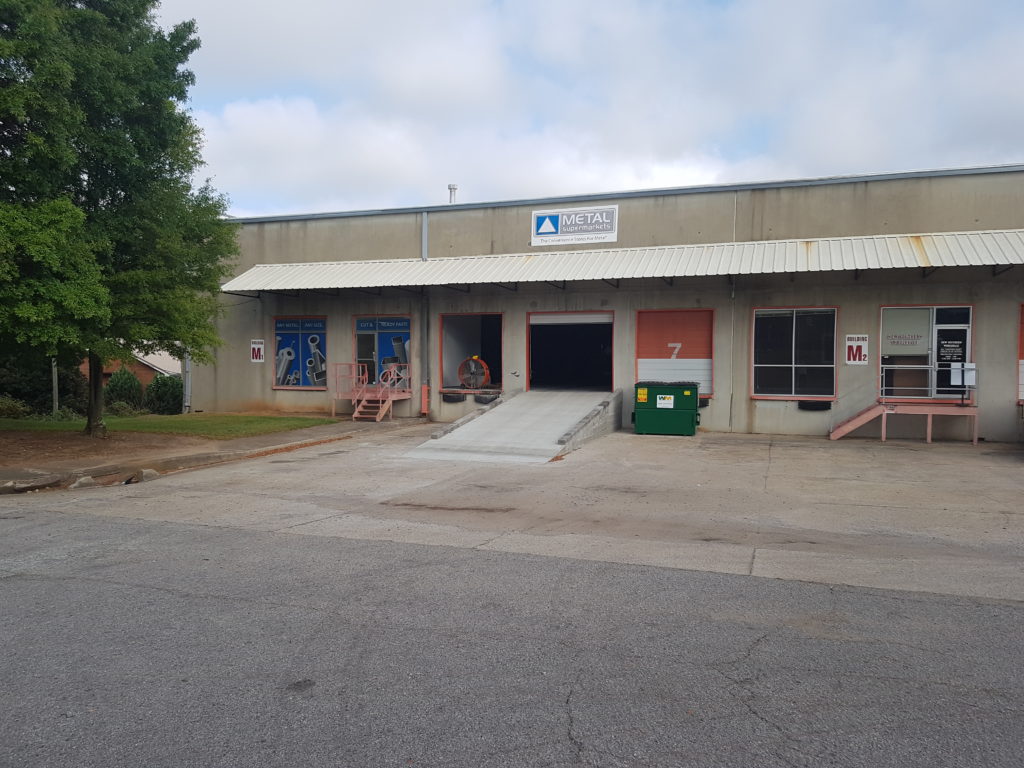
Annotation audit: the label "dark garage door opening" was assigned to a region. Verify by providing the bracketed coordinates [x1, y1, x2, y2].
[530, 322, 612, 390]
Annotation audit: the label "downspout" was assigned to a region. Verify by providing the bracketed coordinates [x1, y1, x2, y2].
[182, 352, 192, 413]
[728, 276, 735, 432]
[419, 212, 431, 416]
[728, 191, 738, 432]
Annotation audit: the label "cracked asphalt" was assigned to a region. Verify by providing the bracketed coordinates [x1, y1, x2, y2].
[2, 507, 1023, 767]
[2, 425, 1023, 766]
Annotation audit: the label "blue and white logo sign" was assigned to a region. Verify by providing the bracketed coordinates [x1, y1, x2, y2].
[531, 205, 618, 246]
[535, 215, 560, 236]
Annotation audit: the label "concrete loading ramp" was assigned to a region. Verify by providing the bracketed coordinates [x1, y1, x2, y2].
[408, 390, 622, 463]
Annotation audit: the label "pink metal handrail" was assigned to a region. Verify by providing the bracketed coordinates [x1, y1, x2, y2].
[333, 362, 368, 401]
[333, 362, 410, 418]
[369, 363, 411, 399]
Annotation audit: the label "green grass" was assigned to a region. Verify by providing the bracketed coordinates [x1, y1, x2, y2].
[0, 413, 337, 439]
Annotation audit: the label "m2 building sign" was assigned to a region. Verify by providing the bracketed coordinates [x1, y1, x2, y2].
[532, 205, 618, 246]
[845, 335, 869, 365]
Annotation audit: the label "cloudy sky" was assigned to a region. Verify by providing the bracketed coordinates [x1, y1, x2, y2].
[155, 0, 1024, 218]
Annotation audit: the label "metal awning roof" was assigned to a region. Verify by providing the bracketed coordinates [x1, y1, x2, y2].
[221, 229, 1024, 293]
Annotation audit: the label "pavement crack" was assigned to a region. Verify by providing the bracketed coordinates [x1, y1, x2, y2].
[712, 630, 814, 768]
[565, 675, 585, 764]
[271, 513, 347, 532]
[763, 439, 774, 491]
[474, 533, 507, 549]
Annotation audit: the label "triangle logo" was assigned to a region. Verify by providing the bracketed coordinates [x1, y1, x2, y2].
[536, 215, 558, 235]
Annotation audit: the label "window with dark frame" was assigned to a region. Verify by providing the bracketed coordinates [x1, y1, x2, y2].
[753, 309, 836, 397]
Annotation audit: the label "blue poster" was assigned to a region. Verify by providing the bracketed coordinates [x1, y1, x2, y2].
[357, 317, 410, 381]
[275, 318, 327, 387]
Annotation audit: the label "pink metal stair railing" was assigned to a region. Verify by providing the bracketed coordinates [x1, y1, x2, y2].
[830, 364, 979, 443]
[331, 363, 368, 417]
[334, 363, 412, 421]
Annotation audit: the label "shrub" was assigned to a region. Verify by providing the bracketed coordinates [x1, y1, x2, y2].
[144, 374, 183, 415]
[0, 393, 33, 419]
[104, 367, 143, 408]
[49, 405, 83, 421]
[25, 405, 83, 421]
[106, 400, 148, 417]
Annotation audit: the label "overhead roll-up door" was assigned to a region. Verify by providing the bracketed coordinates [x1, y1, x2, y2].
[636, 309, 713, 394]
[1018, 305, 1024, 401]
[529, 311, 613, 325]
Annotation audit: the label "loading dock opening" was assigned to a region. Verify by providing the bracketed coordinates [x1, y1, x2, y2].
[529, 312, 613, 390]
[441, 313, 503, 391]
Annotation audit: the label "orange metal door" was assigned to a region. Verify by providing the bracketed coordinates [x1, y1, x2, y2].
[1018, 305, 1024, 401]
[635, 310, 713, 394]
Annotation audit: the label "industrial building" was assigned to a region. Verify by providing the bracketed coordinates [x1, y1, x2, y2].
[199, 164, 1024, 443]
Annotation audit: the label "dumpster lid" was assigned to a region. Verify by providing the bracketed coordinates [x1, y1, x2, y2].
[635, 381, 700, 388]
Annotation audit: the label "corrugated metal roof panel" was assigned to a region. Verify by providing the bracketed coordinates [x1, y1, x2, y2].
[221, 229, 1024, 292]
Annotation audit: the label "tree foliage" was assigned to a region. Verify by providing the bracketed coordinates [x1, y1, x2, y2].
[0, 199, 109, 349]
[0, 0, 238, 436]
[0, 348, 88, 414]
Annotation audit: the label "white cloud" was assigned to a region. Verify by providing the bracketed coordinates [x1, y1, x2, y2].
[160, 0, 1024, 216]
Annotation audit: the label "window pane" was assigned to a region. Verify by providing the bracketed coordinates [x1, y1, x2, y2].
[935, 307, 971, 325]
[754, 366, 793, 395]
[881, 307, 930, 356]
[795, 366, 834, 396]
[794, 310, 835, 365]
[754, 311, 793, 365]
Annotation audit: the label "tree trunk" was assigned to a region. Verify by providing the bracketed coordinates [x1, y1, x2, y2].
[84, 351, 107, 438]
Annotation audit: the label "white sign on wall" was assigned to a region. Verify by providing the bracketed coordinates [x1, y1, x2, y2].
[532, 205, 618, 246]
[251, 339, 265, 363]
[845, 334, 869, 365]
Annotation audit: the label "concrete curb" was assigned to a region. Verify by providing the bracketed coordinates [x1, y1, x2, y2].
[556, 390, 623, 453]
[3, 418, 428, 493]
[430, 390, 520, 439]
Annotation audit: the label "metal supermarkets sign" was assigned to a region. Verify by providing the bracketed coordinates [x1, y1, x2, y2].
[532, 205, 618, 246]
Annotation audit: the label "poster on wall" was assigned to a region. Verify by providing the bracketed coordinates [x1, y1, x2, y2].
[274, 318, 327, 387]
[356, 317, 411, 382]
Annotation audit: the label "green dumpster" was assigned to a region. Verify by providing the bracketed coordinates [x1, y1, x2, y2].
[634, 381, 700, 436]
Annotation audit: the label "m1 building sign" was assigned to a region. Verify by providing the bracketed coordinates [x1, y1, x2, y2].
[532, 205, 618, 246]
[845, 334, 869, 365]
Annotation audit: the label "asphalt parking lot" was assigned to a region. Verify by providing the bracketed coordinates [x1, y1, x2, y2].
[7, 422, 1023, 601]
[3, 425, 1023, 767]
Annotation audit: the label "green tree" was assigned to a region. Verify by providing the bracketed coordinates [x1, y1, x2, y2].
[0, 0, 237, 437]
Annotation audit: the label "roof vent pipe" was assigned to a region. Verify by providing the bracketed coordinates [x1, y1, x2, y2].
[448, 184, 458, 204]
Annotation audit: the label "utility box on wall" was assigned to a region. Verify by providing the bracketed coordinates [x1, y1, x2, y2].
[634, 381, 700, 436]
